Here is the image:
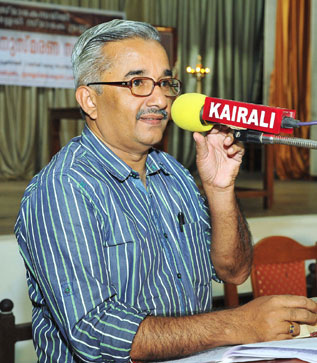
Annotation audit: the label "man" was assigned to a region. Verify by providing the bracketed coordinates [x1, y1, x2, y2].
[15, 19, 317, 363]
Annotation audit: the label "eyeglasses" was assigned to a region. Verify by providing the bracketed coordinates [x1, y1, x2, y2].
[87, 77, 182, 98]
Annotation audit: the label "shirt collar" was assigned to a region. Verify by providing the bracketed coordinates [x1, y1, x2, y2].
[80, 125, 170, 181]
[146, 149, 170, 176]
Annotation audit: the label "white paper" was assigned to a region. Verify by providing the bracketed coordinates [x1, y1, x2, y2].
[158, 337, 317, 363]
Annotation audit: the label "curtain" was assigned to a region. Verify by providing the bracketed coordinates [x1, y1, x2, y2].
[0, 0, 264, 180]
[310, 0, 317, 176]
[269, 0, 311, 180]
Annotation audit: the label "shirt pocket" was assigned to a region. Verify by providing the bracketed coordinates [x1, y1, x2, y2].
[180, 220, 214, 287]
[102, 218, 151, 301]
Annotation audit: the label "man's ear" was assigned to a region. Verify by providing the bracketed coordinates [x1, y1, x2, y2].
[75, 86, 98, 120]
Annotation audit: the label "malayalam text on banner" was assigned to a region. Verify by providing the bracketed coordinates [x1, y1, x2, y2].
[0, 0, 125, 88]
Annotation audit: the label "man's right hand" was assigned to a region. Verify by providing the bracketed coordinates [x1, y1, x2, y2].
[130, 295, 317, 361]
[235, 295, 317, 342]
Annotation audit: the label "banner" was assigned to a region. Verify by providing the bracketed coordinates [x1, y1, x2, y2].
[0, 1, 125, 88]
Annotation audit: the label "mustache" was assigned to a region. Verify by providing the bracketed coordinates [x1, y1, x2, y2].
[136, 108, 168, 120]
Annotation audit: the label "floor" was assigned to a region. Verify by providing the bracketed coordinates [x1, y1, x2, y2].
[236, 171, 317, 218]
[1, 172, 316, 236]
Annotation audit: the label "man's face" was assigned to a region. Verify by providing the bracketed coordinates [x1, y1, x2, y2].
[85, 38, 173, 156]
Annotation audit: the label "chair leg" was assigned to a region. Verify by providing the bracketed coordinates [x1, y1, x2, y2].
[312, 261, 317, 297]
[0, 299, 15, 363]
[224, 283, 239, 308]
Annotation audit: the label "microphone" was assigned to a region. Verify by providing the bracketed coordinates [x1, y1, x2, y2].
[171, 93, 317, 149]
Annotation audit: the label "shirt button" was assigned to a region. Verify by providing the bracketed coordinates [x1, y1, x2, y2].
[163, 233, 168, 238]
[177, 273, 182, 279]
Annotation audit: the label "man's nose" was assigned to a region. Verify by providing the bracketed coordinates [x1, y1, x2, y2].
[146, 84, 168, 109]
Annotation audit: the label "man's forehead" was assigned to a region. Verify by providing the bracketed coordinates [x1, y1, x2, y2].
[103, 37, 166, 56]
[102, 38, 171, 77]
[123, 69, 173, 79]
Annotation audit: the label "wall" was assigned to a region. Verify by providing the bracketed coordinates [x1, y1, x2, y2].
[0, 235, 37, 363]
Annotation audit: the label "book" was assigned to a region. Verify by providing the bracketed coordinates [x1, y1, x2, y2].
[160, 338, 317, 363]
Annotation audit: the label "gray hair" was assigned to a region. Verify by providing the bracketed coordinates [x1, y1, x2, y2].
[71, 19, 161, 90]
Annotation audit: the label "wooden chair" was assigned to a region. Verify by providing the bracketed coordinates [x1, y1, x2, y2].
[0, 299, 32, 363]
[224, 236, 317, 307]
[251, 236, 317, 297]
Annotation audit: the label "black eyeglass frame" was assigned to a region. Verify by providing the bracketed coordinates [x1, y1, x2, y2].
[86, 77, 182, 98]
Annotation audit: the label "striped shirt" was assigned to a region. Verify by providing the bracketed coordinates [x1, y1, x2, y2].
[15, 125, 220, 363]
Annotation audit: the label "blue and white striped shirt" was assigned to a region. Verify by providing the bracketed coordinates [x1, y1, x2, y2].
[15, 125, 220, 362]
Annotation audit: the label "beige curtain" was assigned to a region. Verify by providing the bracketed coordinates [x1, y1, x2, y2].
[0, 0, 264, 180]
[269, 0, 311, 180]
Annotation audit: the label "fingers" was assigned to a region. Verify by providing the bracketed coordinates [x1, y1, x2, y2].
[237, 295, 317, 343]
[275, 321, 300, 341]
[286, 307, 317, 326]
[268, 295, 317, 311]
[270, 296, 317, 339]
[286, 321, 300, 337]
[276, 321, 303, 341]
[194, 129, 244, 158]
[273, 321, 302, 340]
[266, 295, 317, 325]
[227, 141, 244, 157]
[193, 132, 209, 160]
[212, 128, 244, 157]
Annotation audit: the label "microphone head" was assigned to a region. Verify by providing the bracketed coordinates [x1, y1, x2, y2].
[171, 93, 213, 132]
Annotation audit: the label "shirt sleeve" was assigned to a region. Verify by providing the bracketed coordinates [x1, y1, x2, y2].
[22, 173, 148, 362]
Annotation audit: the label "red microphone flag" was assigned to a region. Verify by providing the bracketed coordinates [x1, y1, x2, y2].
[202, 97, 296, 135]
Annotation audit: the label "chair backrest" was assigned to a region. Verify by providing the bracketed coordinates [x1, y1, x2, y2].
[251, 236, 317, 297]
